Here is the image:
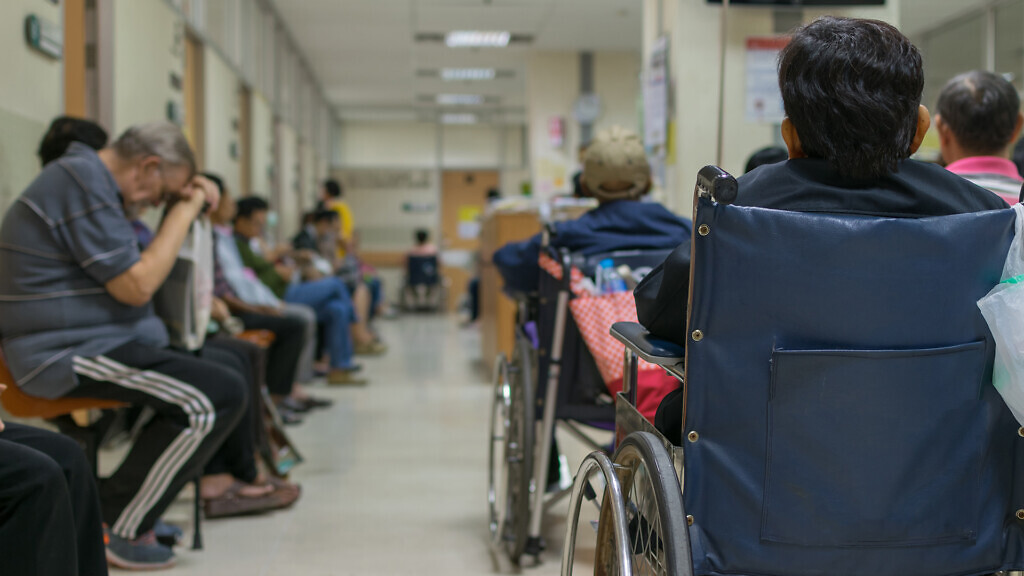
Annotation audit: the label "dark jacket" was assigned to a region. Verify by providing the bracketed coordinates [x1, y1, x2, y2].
[636, 158, 1011, 346]
[493, 200, 693, 294]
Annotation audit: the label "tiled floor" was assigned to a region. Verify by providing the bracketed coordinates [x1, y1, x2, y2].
[139, 314, 604, 575]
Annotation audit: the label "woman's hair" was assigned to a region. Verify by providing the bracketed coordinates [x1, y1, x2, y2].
[38, 116, 109, 166]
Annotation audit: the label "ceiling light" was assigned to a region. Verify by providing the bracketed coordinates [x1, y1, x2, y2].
[445, 31, 511, 48]
[441, 68, 497, 81]
[441, 113, 478, 124]
[437, 93, 485, 105]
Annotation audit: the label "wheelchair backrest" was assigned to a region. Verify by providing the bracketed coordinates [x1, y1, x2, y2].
[683, 197, 1021, 576]
[407, 255, 439, 286]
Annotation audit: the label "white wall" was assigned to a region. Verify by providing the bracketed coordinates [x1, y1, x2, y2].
[275, 121, 301, 243]
[0, 0, 63, 213]
[250, 92, 274, 196]
[204, 46, 241, 195]
[525, 51, 641, 200]
[645, 0, 899, 213]
[337, 122, 438, 168]
[107, 0, 184, 134]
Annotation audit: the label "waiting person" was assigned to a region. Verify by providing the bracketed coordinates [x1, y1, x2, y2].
[935, 70, 1024, 204]
[318, 178, 354, 259]
[635, 16, 1008, 444]
[744, 146, 789, 173]
[0, 122, 248, 569]
[494, 126, 693, 294]
[205, 176, 328, 402]
[38, 115, 109, 167]
[408, 229, 438, 257]
[234, 197, 367, 385]
[0, 409, 108, 576]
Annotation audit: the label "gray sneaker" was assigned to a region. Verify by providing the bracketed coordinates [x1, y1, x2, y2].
[106, 530, 176, 570]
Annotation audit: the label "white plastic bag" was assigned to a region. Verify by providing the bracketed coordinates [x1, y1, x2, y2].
[153, 217, 214, 351]
[978, 203, 1024, 426]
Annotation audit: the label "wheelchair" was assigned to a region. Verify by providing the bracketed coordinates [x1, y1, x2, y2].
[488, 230, 671, 564]
[401, 254, 446, 312]
[561, 166, 1024, 576]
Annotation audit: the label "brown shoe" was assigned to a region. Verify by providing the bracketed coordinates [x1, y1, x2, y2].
[328, 369, 367, 385]
[354, 341, 387, 356]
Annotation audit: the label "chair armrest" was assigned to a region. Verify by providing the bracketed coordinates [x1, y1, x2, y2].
[610, 322, 685, 367]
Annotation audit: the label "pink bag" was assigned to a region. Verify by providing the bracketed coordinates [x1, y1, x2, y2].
[539, 253, 661, 384]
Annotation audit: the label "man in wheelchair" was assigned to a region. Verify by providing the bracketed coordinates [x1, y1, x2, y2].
[635, 16, 1009, 445]
[493, 126, 691, 294]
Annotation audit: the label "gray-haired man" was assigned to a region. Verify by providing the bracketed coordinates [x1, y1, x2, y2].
[0, 123, 246, 569]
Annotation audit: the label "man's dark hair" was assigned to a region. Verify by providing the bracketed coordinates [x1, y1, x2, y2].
[38, 116, 108, 166]
[778, 16, 924, 180]
[744, 146, 789, 173]
[313, 209, 338, 224]
[937, 70, 1021, 156]
[201, 172, 225, 194]
[235, 196, 270, 221]
[414, 229, 429, 245]
[486, 188, 501, 201]
[323, 179, 343, 198]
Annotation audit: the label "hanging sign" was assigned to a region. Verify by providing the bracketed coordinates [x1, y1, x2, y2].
[745, 36, 790, 124]
[24, 14, 63, 60]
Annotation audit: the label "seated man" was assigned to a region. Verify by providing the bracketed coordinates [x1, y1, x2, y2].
[0, 405, 107, 576]
[935, 69, 1024, 204]
[636, 16, 1008, 443]
[404, 229, 441, 309]
[0, 122, 247, 569]
[493, 126, 692, 293]
[233, 197, 367, 384]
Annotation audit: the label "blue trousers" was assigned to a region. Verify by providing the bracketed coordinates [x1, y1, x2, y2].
[285, 277, 357, 370]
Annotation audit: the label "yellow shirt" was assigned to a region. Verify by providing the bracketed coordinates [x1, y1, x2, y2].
[330, 200, 354, 258]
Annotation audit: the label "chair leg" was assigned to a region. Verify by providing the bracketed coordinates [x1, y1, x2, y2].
[192, 476, 203, 550]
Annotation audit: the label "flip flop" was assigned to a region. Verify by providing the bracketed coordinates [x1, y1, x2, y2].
[204, 480, 285, 519]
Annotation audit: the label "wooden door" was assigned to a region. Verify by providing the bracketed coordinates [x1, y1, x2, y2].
[440, 170, 499, 312]
[64, 0, 87, 117]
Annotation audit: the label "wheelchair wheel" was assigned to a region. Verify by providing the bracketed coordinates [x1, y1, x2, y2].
[489, 333, 535, 562]
[594, 432, 690, 576]
[488, 354, 512, 547]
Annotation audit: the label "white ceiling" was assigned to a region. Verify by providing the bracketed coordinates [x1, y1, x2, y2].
[270, 0, 643, 123]
[271, 0, 998, 123]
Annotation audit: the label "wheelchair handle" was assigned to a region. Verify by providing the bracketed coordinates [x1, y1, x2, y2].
[696, 165, 738, 205]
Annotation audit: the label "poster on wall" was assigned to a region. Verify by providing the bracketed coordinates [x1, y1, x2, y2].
[644, 36, 669, 152]
[745, 36, 790, 124]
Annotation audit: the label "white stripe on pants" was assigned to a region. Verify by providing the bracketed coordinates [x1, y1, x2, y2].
[72, 356, 216, 539]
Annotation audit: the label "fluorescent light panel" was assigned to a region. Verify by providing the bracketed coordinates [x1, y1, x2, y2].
[445, 31, 510, 48]
[441, 68, 497, 81]
[441, 113, 478, 124]
[437, 93, 485, 105]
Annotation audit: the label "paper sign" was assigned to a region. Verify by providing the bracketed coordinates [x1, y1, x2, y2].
[745, 36, 790, 124]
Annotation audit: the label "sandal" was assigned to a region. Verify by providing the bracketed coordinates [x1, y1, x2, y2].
[204, 480, 286, 519]
[266, 476, 302, 509]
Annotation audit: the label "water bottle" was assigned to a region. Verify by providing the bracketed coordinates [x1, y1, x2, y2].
[599, 259, 627, 294]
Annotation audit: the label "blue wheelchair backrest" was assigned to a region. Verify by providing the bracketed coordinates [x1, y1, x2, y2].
[683, 196, 1023, 576]
[407, 255, 439, 286]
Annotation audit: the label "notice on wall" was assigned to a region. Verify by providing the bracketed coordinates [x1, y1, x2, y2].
[457, 206, 482, 239]
[644, 36, 669, 152]
[745, 36, 790, 124]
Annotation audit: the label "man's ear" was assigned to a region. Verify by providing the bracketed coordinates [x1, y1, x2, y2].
[909, 105, 932, 155]
[1012, 112, 1024, 144]
[781, 118, 806, 159]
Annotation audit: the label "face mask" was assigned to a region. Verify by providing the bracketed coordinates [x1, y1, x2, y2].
[266, 211, 279, 229]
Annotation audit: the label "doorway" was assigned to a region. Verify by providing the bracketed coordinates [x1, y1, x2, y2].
[440, 170, 499, 312]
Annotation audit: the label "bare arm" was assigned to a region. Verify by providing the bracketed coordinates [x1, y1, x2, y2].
[105, 176, 219, 307]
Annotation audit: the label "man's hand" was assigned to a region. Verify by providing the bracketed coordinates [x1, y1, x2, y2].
[211, 297, 231, 323]
[256, 305, 284, 317]
[179, 175, 221, 214]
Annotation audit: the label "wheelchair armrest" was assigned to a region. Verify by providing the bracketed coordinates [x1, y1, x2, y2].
[610, 322, 685, 367]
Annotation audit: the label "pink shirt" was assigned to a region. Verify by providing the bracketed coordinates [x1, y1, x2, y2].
[945, 156, 1023, 205]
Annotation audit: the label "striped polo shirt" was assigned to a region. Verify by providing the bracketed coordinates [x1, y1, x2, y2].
[0, 142, 169, 398]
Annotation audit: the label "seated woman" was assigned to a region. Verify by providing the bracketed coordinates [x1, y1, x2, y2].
[635, 16, 1009, 444]
[493, 126, 692, 294]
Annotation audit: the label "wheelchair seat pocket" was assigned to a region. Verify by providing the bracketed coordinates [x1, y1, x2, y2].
[761, 342, 987, 548]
